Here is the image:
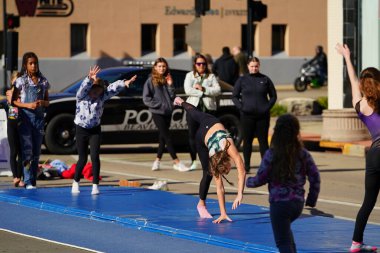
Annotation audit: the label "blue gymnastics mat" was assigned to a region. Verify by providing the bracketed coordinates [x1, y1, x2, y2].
[0, 186, 379, 253]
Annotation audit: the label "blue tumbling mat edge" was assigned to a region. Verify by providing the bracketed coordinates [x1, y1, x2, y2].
[0, 187, 278, 253]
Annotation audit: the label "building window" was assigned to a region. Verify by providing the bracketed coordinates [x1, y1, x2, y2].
[272, 25, 286, 54]
[173, 24, 187, 54]
[241, 24, 256, 53]
[141, 24, 157, 55]
[71, 24, 88, 56]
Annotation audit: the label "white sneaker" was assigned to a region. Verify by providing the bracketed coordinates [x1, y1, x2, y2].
[160, 181, 169, 191]
[91, 184, 100, 195]
[25, 185, 36, 190]
[148, 180, 168, 191]
[152, 160, 160, 171]
[71, 181, 80, 194]
[173, 162, 191, 172]
[190, 160, 198, 171]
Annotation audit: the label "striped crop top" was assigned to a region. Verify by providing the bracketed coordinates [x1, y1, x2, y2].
[207, 130, 230, 157]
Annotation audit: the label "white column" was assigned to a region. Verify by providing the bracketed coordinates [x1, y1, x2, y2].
[322, 0, 370, 142]
[361, 0, 380, 69]
[327, 0, 344, 109]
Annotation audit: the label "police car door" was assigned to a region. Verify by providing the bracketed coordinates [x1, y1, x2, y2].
[102, 69, 157, 145]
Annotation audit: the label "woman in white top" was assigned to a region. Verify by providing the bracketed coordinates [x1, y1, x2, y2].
[184, 54, 221, 171]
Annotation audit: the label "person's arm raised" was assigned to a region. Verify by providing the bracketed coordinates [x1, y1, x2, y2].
[335, 43, 362, 106]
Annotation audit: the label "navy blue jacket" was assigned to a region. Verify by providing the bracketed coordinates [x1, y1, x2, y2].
[232, 73, 277, 117]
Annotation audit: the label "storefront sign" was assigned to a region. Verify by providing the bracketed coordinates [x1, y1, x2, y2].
[165, 6, 247, 17]
[16, 0, 74, 17]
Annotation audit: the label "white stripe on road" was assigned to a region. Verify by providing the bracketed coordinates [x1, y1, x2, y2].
[0, 228, 103, 253]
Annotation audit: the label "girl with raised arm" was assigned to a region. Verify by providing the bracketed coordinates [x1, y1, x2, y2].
[71, 65, 136, 195]
[336, 43, 380, 253]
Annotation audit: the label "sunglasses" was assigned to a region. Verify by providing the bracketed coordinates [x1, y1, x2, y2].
[195, 62, 207, 66]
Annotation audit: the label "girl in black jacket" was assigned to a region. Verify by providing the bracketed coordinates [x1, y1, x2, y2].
[232, 57, 277, 172]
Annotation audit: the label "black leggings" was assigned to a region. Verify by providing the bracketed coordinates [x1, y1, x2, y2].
[187, 108, 216, 162]
[183, 102, 219, 200]
[152, 113, 178, 160]
[241, 114, 270, 171]
[270, 201, 304, 253]
[7, 119, 23, 179]
[352, 145, 380, 242]
[74, 125, 101, 184]
[186, 111, 199, 162]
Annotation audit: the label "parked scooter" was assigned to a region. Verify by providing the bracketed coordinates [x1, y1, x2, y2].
[294, 61, 327, 92]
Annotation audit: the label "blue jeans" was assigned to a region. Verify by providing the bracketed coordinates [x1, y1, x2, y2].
[19, 112, 44, 186]
[270, 201, 304, 253]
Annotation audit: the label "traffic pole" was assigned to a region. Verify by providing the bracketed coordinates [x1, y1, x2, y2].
[246, 0, 253, 58]
[2, 0, 7, 93]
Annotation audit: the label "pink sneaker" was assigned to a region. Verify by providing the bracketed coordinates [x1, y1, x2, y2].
[350, 241, 377, 252]
[197, 204, 213, 218]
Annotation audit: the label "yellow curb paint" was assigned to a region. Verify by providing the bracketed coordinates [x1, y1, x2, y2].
[319, 141, 366, 157]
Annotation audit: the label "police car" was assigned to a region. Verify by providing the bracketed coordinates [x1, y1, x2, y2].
[3, 65, 242, 154]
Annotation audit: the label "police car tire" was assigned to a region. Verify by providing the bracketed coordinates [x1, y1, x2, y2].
[218, 114, 242, 149]
[45, 113, 77, 154]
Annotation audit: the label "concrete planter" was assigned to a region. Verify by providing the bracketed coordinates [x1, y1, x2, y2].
[279, 97, 315, 116]
[321, 109, 370, 142]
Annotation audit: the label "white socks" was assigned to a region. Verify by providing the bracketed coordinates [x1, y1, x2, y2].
[71, 181, 100, 195]
[71, 181, 80, 194]
[91, 184, 100, 195]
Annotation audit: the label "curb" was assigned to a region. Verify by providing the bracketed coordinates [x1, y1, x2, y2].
[319, 141, 368, 157]
[252, 134, 369, 157]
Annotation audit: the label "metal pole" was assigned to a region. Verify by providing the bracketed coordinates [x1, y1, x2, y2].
[247, 0, 253, 58]
[2, 0, 7, 93]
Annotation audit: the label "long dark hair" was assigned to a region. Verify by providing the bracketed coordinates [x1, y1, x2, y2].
[20, 52, 42, 77]
[151, 57, 170, 86]
[270, 114, 303, 184]
[192, 54, 210, 77]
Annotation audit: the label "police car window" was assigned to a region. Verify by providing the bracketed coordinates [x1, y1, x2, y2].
[170, 70, 186, 93]
[118, 70, 150, 96]
[63, 72, 124, 94]
[98, 72, 124, 83]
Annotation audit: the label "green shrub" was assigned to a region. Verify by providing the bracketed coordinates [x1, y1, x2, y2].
[316, 96, 328, 109]
[270, 103, 288, 117]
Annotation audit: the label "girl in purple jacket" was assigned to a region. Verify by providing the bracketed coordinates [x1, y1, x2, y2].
[246, 114, 320, 253]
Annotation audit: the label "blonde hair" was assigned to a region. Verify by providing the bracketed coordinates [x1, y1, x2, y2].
[10, 71, 20, 87]
[151, 57, 169, 87]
